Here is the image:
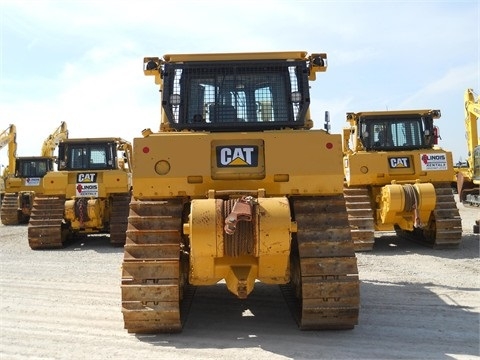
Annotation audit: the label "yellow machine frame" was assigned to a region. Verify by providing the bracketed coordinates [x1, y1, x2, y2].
[342, 109, 461, 249]
[121, 51, 360, 333]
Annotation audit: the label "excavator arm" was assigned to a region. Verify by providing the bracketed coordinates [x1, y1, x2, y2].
[117, 139, 133, 172]
[0, 124, 17, 177]
[464, 88, 479, 183]
[41, 121, 69, 158]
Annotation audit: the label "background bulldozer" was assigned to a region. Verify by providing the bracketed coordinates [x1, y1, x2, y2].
[1, 122, 68, 225]
[121, 51, 360, 333]
[27, 137, 133, 249]
[342, 109, 462, 251]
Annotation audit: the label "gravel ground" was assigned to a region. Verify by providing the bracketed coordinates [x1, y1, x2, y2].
[0, 198, 478, 360]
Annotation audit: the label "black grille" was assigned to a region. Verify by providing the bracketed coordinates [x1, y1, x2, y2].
[162, 60, 310, 131]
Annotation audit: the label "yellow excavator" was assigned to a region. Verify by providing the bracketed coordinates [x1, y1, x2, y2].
[121, 51, 360, 333]
[456, 88, 479, 233]
[0, 124, 17, 205]
[343, 109, 462, 250]
[1, 122, 68, 225]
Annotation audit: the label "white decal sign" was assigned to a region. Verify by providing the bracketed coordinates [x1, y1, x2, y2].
[25, 178, 41, 186]
[420, 153, 447, 171]
[76, 183, 99, 197]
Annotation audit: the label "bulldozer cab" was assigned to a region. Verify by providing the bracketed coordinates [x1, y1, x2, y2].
[347, 110, 440, 152]
[15, 157, 54, 178]
[162, 60, 309, 131]
[57, 138, 131, 171]
[145, 52, 327, 132]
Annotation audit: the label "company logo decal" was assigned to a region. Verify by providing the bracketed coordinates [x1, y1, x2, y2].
[76, 173, 99, 196]
[77, 173, 97, 183]
[217, 146, 258, 167]
[420, 153, 447, 171]
[25, 178, 41, 186]
[76, 183, 99, 197]
[389, 157, 410, 168]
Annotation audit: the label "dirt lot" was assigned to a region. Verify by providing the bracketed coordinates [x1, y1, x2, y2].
[0, 198, 479, 360]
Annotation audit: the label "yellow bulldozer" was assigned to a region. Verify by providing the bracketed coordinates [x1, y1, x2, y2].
[27, 137, 133, 249]
[1, 122, 68, 225]
[343, 109, 462, 251]
[121, 51, 360, 333]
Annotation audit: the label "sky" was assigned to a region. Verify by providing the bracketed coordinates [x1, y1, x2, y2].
[0, 0, 479, 170]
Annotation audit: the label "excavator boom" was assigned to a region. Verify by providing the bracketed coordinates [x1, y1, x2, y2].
[0, 124, 17, 177]
[41, 121, 69, 158]
[464, 88, 479, 183]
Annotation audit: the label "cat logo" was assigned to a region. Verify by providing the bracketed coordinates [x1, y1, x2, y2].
[77, 173, 97, 183]
[216, 146, 258, 167]
[389, 157, 410, 168]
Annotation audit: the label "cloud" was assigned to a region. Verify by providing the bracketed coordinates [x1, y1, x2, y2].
[0, 0, 478, 168]
[400, 63, 477, 105]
